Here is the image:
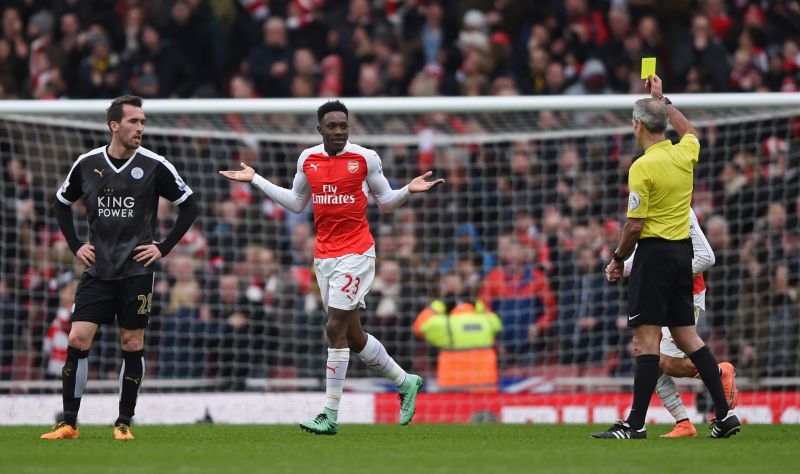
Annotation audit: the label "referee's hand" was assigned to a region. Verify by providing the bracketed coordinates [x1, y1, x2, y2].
[76, 243, 95, 266]
[645, 74, 663, 99]
[133, 243, 163, 268]
[604, 259, 623, 283]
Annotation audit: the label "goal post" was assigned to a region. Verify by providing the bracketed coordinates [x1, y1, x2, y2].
[2, 93, 800, 113]
[1, 94, 799, 425]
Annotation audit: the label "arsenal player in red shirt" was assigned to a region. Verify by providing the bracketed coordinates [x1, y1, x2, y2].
[220, 101, 443, 434]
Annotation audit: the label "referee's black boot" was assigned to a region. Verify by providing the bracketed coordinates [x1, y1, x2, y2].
[591, 420, 646, 439]
[708, 411, 741, 439]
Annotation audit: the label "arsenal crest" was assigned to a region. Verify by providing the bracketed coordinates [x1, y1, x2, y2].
[347, 160, 359, 173]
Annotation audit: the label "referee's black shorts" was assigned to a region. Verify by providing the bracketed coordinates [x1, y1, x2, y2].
[627, 238, 694, 328]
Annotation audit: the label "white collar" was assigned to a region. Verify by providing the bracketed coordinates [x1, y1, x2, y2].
[321, 141, 351, 157]
[102, 146, 138, 173]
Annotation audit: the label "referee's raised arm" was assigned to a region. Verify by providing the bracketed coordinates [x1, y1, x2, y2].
[646, 74, 697, 139]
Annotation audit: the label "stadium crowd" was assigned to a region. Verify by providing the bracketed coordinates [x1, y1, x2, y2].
[1, 0, 800, 388]
[5, 1, 800, 100]
[2, 115, 799, 386]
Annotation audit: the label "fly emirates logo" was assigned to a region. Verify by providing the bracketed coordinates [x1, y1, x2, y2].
[312, 184, 356, 205]
[97, 196, 135, 218]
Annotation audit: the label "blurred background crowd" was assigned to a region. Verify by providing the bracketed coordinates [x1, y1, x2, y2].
[1, 0, 800, 389]
[5, 0, 800, 100]
[2, 114, 798, 386]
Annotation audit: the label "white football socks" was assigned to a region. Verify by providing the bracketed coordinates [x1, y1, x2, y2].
[323, 348, 350, 420]
[357, 333, 407, 387]
[656, 373, 689, 423]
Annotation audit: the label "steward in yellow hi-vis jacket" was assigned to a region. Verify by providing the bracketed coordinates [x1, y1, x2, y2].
[413, 300, 502, 393]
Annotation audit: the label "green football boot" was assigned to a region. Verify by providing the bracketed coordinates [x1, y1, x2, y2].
[398, 374, 423, 426]
[299, 413, 338, 435]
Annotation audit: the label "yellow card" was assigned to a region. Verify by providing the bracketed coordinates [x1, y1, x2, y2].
[641, 57, 656, 80]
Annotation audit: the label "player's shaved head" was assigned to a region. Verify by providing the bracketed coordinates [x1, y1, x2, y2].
[632, 98, 668, 133]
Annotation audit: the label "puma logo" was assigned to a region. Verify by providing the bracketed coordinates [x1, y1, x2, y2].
[94, 168, 104, 178]
[62, 368, 73, 377]
[309, 163, 319, 171]
[326, 365, 338, 374]
[124, 376, 141, 385]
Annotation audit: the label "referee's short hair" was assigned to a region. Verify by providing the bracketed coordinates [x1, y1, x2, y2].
[633, 98, 668, 133]
[106, 95, 143, 130]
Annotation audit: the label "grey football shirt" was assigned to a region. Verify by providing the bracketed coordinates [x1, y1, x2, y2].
[56, 146, 192, 280]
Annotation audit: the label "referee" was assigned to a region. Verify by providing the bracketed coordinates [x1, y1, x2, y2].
[592, 75, 740, 439]
[41, 96, 198, 440]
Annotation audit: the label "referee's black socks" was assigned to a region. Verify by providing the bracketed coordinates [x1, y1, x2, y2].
[116, 349, 145, 427]
[626, 354, 660, 431]
[62, 346, 89, 428]
[689, 345, 730, 421]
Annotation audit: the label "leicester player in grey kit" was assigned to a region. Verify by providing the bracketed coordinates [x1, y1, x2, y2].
[41, 96, 198, 440]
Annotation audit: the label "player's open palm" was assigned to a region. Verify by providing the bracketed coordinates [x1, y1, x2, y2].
[219, 162, 255, 183]
[408, 171, 445, 193]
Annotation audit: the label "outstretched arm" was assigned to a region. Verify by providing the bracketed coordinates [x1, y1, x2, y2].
[219, 162, 310, 214]
[366, 152, 444, 213]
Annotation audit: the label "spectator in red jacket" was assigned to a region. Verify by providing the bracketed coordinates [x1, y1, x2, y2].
[479, 234, 557, 365]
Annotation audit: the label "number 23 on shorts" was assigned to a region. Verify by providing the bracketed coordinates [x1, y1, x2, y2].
[341, 275, 361, 301]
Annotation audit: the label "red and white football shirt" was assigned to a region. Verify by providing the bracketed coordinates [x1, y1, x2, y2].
[251, 142, 410, 259]
[302, 144, 373, 258]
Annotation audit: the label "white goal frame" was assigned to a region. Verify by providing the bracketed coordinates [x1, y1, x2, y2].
[1, 93, 798, 395]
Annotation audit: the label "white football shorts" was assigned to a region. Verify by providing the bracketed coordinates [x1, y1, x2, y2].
[661, 291, 705, 358]
[314, 253, 375, 312]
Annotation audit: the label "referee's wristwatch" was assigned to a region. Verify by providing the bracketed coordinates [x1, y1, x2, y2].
[612, 251, 626, 263]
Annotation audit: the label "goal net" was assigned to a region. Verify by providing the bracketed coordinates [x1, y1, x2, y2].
[1, 95, 799, 425]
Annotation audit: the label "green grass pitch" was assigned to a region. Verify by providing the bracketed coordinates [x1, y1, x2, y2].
[1, 424, 797, 474]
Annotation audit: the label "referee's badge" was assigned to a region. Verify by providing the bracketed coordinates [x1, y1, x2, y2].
[628, 191, 641, 211]
[131, 167, 144, 179]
